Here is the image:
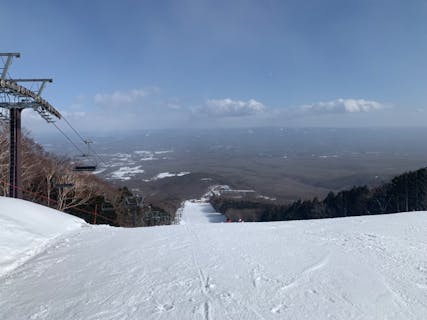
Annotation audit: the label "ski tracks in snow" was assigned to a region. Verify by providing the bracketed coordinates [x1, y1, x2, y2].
[185, 223, 215, 320]
[184, 224, 266, 320]
[242, 249, 331, 316]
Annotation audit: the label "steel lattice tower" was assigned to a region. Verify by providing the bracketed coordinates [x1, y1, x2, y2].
[0, 53, 61, 198]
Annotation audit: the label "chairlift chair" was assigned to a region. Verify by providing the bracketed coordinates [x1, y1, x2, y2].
[124, 196, 139, 208]
[73, 155, 97, 172]
[73, 139, 98, 172]
[101, 201, 115, 213]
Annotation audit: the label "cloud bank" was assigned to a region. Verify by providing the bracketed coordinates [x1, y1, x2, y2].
[297, 98, 387, 115]
[198, 98, 266, 117]
[28, 89, 393, 133]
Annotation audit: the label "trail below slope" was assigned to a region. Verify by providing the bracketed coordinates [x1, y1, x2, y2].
[179, 199, 226, 224]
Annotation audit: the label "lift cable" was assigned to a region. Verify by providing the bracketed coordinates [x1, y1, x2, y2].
[87, 144, 107, 166]
[60, 115, 107, 166]
[51, 121, 86, 156]
[61, 115, 86, 143]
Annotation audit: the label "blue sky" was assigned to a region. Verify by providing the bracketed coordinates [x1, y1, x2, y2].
[1, 0, 427, 132]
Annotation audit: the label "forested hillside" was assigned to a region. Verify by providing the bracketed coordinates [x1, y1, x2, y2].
[211, 168, 427, 222]
[0, 124, 145, 226]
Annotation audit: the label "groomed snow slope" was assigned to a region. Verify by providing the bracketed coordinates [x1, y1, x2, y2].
[1, 198, 427, 319]
[180, 200, 226, 224]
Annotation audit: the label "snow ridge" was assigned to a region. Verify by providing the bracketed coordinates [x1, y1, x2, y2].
[0, 197, 85, 278]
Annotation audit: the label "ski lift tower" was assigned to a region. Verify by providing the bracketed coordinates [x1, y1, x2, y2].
[0, 53, 61, 198]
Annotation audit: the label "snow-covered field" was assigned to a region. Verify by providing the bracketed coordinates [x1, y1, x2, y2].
[93, 150, 176, 181]
[1, 196, 427, 319]
[110, 166, 144, 180]
[143, 171, 191, 182]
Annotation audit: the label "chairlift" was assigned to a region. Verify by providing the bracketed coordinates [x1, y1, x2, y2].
[73, 156, 97, 172]
[73, 139, 98, 172]
[124, 196, 140, 208]
[101, 201, 115, 213]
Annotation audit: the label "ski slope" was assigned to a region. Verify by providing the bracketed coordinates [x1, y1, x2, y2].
[179, 200, 226, 224]
[1, 197, 427, 319]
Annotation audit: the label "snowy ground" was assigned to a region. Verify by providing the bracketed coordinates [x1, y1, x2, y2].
[1, 197, 427, 319]
[110, 166, 144, 180]
[143, 172, 191, 182]
[0, 197, 84, 278]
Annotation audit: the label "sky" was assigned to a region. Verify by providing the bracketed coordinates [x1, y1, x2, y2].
[1, 0, 427, 133]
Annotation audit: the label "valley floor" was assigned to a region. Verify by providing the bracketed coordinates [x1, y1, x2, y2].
[1, 198, 427, 319]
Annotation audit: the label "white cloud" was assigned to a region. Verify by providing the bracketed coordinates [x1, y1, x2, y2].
[199, 98, 266, 117]
[93, 88, 158, 107]
[28, 93, 394, 133]
[297, 98, 387, 115]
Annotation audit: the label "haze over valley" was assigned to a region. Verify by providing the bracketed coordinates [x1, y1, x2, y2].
[37, 127, 427, 210]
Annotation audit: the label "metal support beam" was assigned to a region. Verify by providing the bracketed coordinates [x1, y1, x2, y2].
[38, 80, 49, 96]
[0, 53, 20, 80]
[9, 108, 22, 198]
[7, 79, 53, 96]
[8, 78, 52, 82]
[1, 56, 13, 80]
[0, 53, 20, 56]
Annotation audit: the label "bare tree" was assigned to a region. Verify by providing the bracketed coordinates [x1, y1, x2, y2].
[0, 125, 122, 225]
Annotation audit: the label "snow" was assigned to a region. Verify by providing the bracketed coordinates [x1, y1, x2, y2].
[140, 156, 158, 161]
[155, 171, 190, 179]
[134, 150, 173, 161]
[0, 197, 85, 277]
[179, 200, 226, 224]
[318, 154, 339, 159]
[134, 150, 173, 155]
[110, 152, 132, 159]
[134, 150, 152, 155]
[92, 168, 106, 175]
[257, 195, 277, 201]
[110, 166, 144, 180]
[154, 150, 173, 154]
[1, 197, 427, 319]
[144, 171, 190, 182]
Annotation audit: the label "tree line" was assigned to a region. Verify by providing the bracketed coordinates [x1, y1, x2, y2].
[211, 168, 427, 222]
